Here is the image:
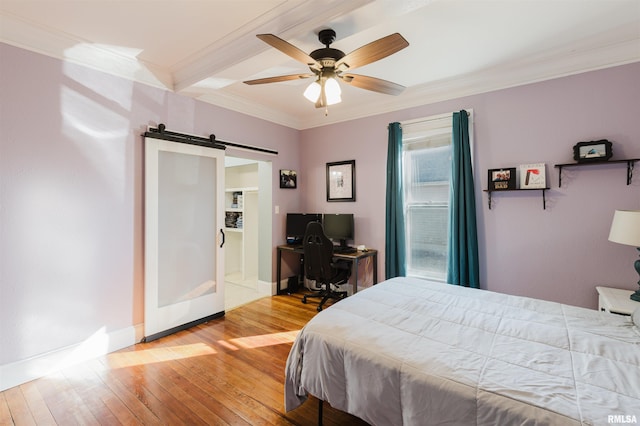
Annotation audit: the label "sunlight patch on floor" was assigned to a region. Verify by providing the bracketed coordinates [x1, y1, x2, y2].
[105, 329, 300, 368]
[105, 343, 217, 368]
[219, 330, 300, 350]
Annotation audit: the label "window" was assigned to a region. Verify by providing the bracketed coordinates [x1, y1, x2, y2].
[402, 115, 453, 280]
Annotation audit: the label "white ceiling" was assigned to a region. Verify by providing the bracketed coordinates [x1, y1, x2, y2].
[1, 0, 639, 130]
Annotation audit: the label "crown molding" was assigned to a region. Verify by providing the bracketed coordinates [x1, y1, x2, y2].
[194, 91, 304, 130]
[0, 13, 173, 90]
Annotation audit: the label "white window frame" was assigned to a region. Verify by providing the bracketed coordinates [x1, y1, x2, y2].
[401, 110, 473, 281]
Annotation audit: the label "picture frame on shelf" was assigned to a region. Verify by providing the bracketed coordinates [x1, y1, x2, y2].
[488, 168, 516, 190]
[280, 169, 297, 188]
[519, 163, 547, 189]
[573, 140, 612, 163]
[326, 160, 356, 202]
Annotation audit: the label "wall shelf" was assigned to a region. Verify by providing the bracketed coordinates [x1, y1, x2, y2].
[483, 188, 550, 210]
[224, 185, 259, 281]
[554, 159, 639, 187]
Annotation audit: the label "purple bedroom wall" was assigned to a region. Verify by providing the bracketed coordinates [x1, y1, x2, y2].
[300, 62, 640, 310]
[1, 40, 638, 389]
[0, 43, 302, 381]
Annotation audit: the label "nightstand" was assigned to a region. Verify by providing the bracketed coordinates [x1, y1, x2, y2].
[596, 286, 640, 316]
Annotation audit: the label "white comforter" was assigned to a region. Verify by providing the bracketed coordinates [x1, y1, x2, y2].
[285, 277, 640, 425]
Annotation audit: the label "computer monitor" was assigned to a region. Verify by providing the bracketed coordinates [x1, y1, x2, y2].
[286, 213, 322, 244]
[322, 213, 354, 248]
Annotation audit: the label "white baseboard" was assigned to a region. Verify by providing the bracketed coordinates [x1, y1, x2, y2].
[0, 324, 143, 391]
[258, 279, 274, 296]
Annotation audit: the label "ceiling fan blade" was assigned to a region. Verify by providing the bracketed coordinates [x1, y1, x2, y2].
[257, 34, 320, 68]
[243, 73, 314, 85]
[335, 33, 409, 71]
[340, 74, 406, 96]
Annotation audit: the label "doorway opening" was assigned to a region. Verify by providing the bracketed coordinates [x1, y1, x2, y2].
[224, 156, 272, 310]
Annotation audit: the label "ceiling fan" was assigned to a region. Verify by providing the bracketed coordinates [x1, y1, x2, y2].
[243, 29, 409, 111]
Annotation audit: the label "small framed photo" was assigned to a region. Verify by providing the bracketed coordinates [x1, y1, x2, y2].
[573, 140, 612, 163]
[326, 160, 355, 202]
[280, 169, 297, 188]
[488, 168, 516, 190]
[519, 163, 547, 189]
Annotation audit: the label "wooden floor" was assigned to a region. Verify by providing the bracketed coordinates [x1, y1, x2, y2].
[1, 293, 369, 425]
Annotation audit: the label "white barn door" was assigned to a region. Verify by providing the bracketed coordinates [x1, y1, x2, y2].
[144, 135, 225, 342]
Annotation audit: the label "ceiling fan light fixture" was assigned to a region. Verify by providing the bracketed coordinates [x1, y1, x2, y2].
[248, 29, 408, 110]
[304, 80, 321, 103]
[324, 77, 341, 105]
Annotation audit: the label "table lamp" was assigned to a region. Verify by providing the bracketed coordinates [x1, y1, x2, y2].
[608, 210, 640, 302]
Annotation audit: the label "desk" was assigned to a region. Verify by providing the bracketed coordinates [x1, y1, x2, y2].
[276, 245, 378, 295]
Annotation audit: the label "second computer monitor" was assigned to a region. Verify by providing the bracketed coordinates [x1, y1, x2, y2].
[323, 213, 354, 248]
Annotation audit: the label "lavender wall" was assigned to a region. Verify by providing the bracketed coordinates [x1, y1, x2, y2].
[0, 43, 302, 375]
[1, 41, 638, 388]
[301, 62, 640, 309]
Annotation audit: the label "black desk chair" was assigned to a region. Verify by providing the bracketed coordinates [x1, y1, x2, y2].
[302, 222, 351, 311]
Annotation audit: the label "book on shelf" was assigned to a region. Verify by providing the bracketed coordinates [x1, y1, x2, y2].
[518, 163, 546, 189]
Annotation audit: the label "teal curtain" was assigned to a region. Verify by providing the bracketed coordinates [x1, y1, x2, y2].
[385, 122, 406, 279]
[447, 111, 480, 288]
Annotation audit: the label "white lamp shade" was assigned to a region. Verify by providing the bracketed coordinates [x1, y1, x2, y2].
[324, 77, 342, 105]
[303, 81, 321, 103]
[608, 210, 640, 247]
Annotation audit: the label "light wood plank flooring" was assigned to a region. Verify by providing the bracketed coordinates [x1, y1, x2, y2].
[1, 293, 369, 425]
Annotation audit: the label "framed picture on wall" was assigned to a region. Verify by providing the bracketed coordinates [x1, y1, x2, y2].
[280, 169, 297, 188]
[488, 167, 516, 190]
[573, 140, 612, 163]
[326, 160, 355, 202]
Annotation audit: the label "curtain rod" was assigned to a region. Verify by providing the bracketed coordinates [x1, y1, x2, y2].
[143, 124, 278, 156]
[400, 109, 471, 127]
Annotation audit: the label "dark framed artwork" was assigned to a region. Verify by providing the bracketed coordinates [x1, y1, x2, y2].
[280, 169, 297, 188]
[573, 140, 612, 163]
[488, 167, 516, 190]
[326, 160, 355, 202]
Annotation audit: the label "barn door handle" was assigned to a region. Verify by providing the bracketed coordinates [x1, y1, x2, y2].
[220, 228, 225, 248]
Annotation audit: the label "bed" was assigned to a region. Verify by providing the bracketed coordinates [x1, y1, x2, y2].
[285, 277, 640, 425]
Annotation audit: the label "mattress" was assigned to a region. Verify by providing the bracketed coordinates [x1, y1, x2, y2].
[285, 277, 640, 425]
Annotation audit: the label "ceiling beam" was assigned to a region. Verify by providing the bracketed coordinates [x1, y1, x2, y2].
[172, 0, 371, 92]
